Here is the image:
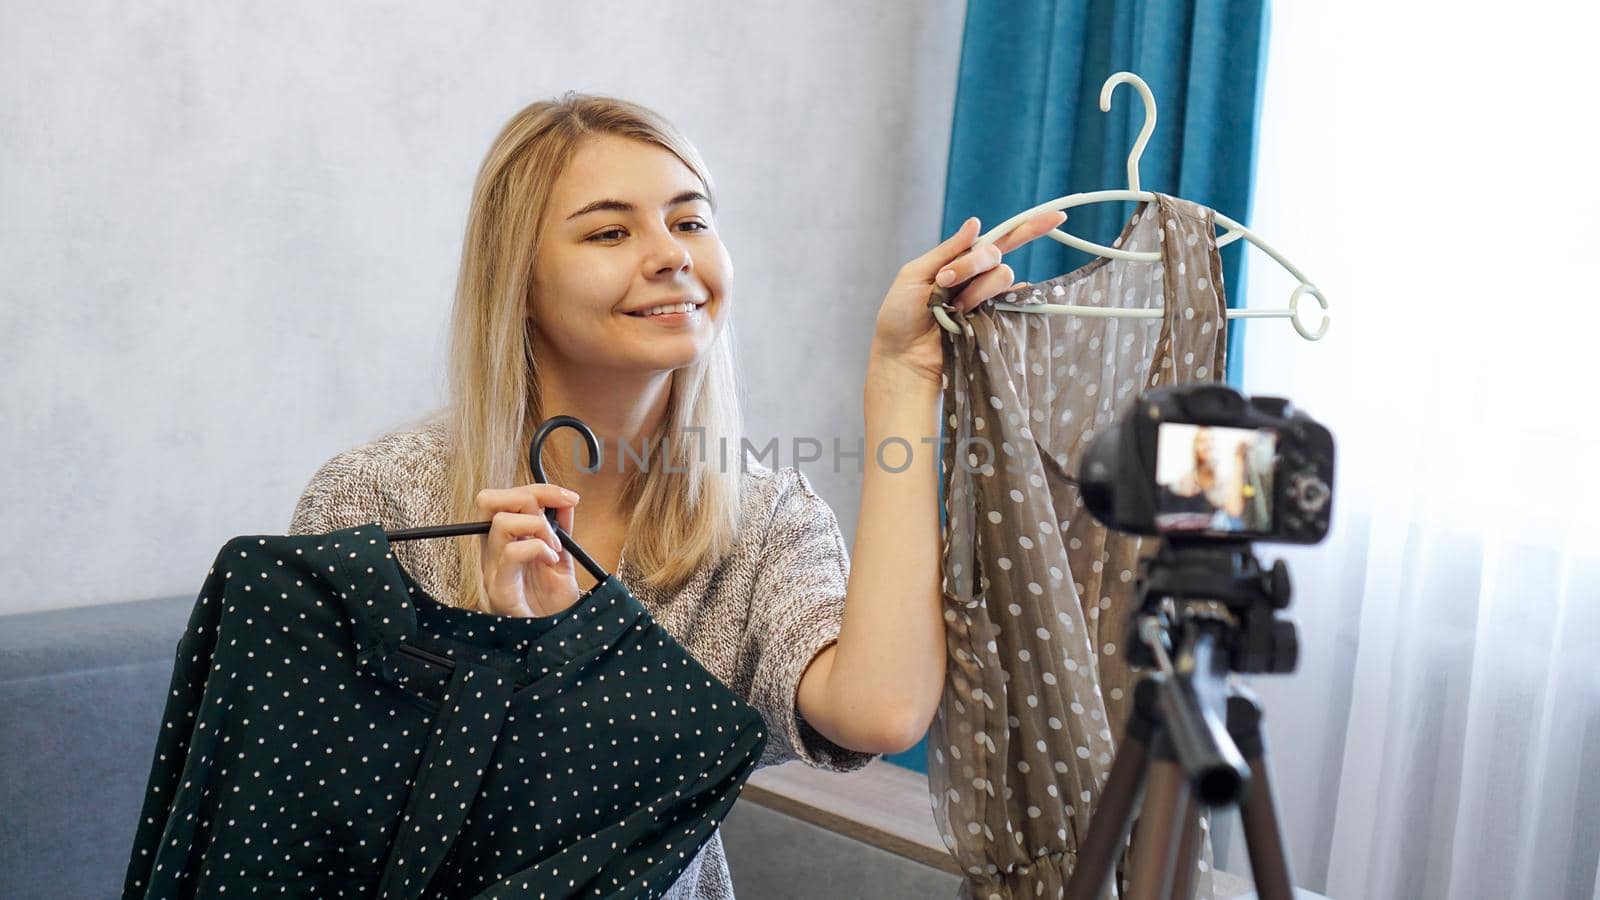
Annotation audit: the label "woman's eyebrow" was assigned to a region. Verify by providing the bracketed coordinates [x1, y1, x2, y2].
[565, 190, 709, 221]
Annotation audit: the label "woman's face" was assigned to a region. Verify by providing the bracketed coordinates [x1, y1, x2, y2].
[530, 135, 731, 374]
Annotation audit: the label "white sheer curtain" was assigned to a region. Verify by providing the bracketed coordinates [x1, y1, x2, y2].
[1218, 3, 1600, 898]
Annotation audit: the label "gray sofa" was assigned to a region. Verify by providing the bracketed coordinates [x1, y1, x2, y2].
[1, 595, 192, 900]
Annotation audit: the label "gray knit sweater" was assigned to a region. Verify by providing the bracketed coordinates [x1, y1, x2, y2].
[287, 420, 879, 899]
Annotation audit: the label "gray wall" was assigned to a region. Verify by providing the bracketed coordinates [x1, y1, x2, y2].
[1, 1, 968, 615]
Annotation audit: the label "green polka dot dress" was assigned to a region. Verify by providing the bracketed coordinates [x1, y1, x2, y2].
[122, 524, 768, 899]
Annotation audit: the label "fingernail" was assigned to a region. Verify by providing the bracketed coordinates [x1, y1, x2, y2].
[562, 488, 579, 500]
[936, 269, 955, 287]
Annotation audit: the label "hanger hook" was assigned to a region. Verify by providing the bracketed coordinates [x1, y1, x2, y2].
[530, 415, 601, 523]
[525, 414, 614, 585]
[1100, 72, 1157, 193]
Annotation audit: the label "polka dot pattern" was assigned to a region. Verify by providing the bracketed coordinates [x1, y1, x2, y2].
[924, 194, 1228, 898]
[123, 525, 767, 898]
[286, 447, 879, 898]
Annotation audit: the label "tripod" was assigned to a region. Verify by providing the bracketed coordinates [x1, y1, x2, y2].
[1064, 540, 1300, 900]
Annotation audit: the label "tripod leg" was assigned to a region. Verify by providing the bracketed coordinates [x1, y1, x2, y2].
[1126, 736, 1189, 900]
[1165, 796, 1202, 900]
[1067, 678, 1164, 900]
[1064, 732, 1149, 900]
[1228, 690, 1295, 900]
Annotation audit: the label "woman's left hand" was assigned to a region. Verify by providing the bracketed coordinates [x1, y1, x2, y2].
[869, 210, 1067, 385]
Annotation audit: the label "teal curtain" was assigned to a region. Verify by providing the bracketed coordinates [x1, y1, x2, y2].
[885, 0, 1271, 776]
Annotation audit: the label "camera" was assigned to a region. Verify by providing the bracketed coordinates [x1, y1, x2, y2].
[1079, 384, 1334, 544]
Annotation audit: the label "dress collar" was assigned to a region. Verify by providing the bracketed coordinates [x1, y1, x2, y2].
[314, 523, 647, 687]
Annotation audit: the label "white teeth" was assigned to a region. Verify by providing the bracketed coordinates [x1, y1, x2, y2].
[638, 302, 699, 316]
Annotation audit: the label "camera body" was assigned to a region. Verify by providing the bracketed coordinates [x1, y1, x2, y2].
[1080, 384, 1334, 544]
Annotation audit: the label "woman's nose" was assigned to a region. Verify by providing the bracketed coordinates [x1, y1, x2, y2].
[645, 231, 692, 277]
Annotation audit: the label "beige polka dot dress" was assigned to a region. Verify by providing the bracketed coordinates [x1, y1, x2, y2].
[122, 525, 768, 898]
[924, 194, 1229, 899]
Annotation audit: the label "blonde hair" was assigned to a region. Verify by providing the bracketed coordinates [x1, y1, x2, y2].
[413, 92, 745, 610]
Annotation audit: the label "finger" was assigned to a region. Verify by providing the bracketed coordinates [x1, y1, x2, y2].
[503, 535, 561, 569]
[953, 264, 1015, 313]
[554, 498, 575, 537]
[550, 501, 576, 563]
[936, 211, 1063, 288]
[476, 484, 580, 517]
[935, 243, 1003, 290]
[903, 217, 981, 282]
[992, 210, 1067, 254]
[478, 487, 578, 556]
[487, 510, 560, 557]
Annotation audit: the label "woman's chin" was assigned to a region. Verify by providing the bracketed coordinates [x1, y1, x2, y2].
[623, 338, 711, 372]
[619, 313, 716, 356]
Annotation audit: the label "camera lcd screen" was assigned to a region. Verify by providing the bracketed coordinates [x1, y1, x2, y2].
[1154, 423, 1277, 535]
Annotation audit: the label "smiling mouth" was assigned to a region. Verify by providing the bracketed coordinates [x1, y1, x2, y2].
[626, 301, 706, 317]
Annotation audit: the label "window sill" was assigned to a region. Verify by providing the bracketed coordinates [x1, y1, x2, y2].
[740, 758, 961, 876]
[740, 759, 1259, 897]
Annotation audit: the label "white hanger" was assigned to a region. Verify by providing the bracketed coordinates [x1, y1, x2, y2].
[932, 71, 1330, 341]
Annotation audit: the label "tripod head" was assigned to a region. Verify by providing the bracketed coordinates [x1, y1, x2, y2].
[1129, 539, 1299, 676]
[1124, 538, 1300, 807]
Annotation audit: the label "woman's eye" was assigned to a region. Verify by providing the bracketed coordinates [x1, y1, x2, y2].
[589, 221, 705, 242]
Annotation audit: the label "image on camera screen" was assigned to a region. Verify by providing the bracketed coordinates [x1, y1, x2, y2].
[1154, 423, 1277, 535]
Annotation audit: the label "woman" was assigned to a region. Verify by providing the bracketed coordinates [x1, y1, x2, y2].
[288, 93, 1061, 898]
[1158, 426, 1246, 531]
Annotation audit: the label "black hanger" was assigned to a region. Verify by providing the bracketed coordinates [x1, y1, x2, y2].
[384, 415, 610, 584]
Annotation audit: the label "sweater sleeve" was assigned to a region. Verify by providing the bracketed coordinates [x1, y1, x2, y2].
[742, 467, 879, 773]
[284, 428, 464, 611]
[288, 449, 391, 537]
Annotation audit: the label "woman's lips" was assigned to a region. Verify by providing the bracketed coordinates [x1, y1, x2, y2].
[626, 302, 705, 321]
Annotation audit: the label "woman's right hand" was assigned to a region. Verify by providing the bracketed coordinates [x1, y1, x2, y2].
[475, 484, 582, 618]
